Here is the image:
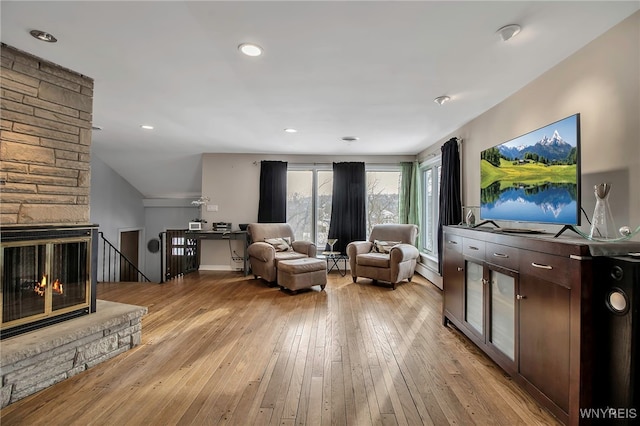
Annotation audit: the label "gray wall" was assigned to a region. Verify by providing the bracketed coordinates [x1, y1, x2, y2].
[418, 11, 640, 238]
[90, 155, 146, 276]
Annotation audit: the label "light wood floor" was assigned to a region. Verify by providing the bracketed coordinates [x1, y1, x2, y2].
[1, 272, 559, 425]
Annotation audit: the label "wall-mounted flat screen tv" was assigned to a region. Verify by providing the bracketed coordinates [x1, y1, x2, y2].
[480, 113, 581, 226]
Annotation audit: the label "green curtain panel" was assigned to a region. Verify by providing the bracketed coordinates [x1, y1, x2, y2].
[399, 161, 421, 248]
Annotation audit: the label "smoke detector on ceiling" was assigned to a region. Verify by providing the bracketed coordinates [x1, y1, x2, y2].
[434, 96, 451, 105]
[496, 24, 521, 42]
[30, 30, 57, 43]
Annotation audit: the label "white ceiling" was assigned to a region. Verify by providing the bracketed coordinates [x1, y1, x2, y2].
[2, 1, 638, 199]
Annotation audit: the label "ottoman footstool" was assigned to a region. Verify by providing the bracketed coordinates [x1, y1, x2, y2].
[277, 258, 327, 293]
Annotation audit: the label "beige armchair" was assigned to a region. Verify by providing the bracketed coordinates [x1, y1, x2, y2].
[247, 223, 317, 284]
[346, 224, 419, 290]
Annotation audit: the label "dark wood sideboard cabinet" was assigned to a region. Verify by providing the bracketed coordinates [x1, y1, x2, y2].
[442, 225, 595, 426]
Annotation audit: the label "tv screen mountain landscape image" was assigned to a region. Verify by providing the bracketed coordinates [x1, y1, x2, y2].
[480, 114, 580, 225]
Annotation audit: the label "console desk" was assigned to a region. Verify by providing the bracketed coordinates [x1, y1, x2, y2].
[441, 225, 640, 425]
[185, 230, 249, 276]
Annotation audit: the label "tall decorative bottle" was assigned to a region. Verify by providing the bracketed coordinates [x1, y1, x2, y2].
[589, 183, 617, 240]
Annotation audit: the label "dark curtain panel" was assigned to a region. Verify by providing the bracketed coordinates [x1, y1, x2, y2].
[437, 138, 462, 273]
[327, 162, 366, 253]
[257, 160, 288, 223]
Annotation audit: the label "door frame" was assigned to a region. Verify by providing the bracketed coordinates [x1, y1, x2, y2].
[118, 227, 145, 279]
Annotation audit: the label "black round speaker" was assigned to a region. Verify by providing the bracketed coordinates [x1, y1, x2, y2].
[147, 238, 160, 253]
[606, 288, 629, 315]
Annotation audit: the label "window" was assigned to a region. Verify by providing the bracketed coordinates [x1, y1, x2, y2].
[287, 165, 402, 247]
[421, 157, 442, 256]
[287, 166, 333, 248]
[171, 237, 185, 256]
[366, 168, 401, 236]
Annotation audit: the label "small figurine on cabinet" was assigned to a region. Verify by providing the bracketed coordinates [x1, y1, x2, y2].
[465, 209, 476, 226]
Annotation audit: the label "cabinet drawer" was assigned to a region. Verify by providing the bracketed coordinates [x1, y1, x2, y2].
[485, 242, 519, 271]
[444, 234, 462, 253]
[520, 251, 571, 288]
[463, 238, 485, 260]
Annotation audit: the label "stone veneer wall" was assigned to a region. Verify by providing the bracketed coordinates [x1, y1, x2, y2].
[0, 44, 93, 225]
[1, 300, 147, 408]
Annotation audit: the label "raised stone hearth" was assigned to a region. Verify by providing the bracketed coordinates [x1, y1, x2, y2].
[0, 300, 147, 407]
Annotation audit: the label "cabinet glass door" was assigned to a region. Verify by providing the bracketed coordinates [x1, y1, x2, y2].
[465, 261, 484, 334]
[490, 270, 515, 360]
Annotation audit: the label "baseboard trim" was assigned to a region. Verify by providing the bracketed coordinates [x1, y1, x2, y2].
[415, 263, 442, 290]
[199, 265, 242, 272]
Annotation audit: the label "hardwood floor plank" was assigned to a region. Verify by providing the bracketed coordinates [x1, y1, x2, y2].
[1, 272, 561, 426]
[283, 296, 316, 421]
[243, 352, 280, 424]
[347, 291, 382, 426]
[306, 376, 324, 426]
[269, 334, 302, 424]
[330, 361, 347, 425]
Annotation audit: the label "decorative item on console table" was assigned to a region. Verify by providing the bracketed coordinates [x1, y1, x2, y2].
[589, 183, 616, 239]
[462, 206, 479, 227]
[571, 182, 640, 242]
[190, 196, 211, 230]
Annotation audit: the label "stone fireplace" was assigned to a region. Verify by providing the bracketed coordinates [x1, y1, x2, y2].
[1, 43, 97, 337]
[0, 45, 146, 408]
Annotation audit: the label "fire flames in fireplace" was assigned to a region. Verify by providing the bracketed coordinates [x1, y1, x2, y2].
[34, 275, 64, 297]
[53, 279, 63, 295]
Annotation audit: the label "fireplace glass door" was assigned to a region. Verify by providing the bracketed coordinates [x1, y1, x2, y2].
[1, 238, 91, 330]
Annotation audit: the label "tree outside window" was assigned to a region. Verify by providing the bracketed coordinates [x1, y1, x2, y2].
[287, 167, 401, 247]
[286, 168, 332, 248]
[366, 170, 401, 236]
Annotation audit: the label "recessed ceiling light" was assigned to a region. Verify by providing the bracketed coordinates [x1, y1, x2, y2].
[238, 43, 263, 57]
[30, 30, 57, 43]
[284, 128, 297, 133]
[341, 136, 359, 142]
[140, 125, 154, 130]
[496, 24, 521, 42]
[434, 96, 451, 105]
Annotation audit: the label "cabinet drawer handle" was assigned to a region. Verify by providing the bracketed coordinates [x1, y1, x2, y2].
[516, 294, 527, 300]
[531, 262, 553, 270]
[448, 240, 458, 245]
[468, 246, 479, 251]
[493, 253, 509, 258]
[456, 267, 463, 272]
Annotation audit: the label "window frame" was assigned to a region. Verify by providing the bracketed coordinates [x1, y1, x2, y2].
[286, 163, 403, 246]
[287, 164, 333, 246]
[420, 155, 442, 259]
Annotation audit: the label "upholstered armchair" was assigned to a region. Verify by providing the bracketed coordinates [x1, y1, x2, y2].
[346, 224, 419, 290]
[247, 223, 317, 284]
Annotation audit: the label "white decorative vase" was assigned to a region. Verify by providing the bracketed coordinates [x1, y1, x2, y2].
[589, 183, 617, 240]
